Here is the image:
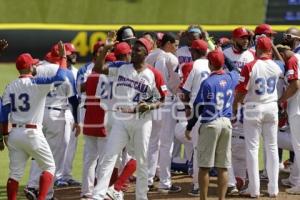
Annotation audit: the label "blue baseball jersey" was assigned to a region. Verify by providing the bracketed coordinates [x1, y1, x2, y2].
[187, 70, 239, 130]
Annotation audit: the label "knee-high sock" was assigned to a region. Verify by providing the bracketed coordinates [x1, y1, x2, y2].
[38, 171, 53, 200]
[114, 159, 137, 191]
[7, 178, 19, 200]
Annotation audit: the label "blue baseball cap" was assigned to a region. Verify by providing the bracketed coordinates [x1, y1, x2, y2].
[188, 28, 202, 34]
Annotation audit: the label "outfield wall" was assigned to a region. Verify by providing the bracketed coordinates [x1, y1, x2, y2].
[0, 24, 297, 62]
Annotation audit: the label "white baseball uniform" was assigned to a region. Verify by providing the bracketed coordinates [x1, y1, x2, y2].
[145, 48, 163, 66]
[1, 73, 65, 181]
[236, 58, 284, 196]
[92, 63, 166, 200]
[27, 61, 77, 199]
[80, 71, 110, 197]
[223, 46, 255, 187]
[176, 46, 192, 66]
[181, 58, 210, 188]
[223, 46, 255, 70]
[151, 50, 180, 189]
[284, 54, 300, 189]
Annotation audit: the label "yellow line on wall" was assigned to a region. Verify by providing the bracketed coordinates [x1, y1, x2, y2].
[0, 23, 298, 31]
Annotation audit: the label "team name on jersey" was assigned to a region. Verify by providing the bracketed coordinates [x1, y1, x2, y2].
[232, 60, 248, 68]
[178, 56, 192, 64]
[116, 75, 148, 93]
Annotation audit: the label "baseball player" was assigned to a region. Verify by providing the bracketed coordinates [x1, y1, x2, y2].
[223, 27, 255, 193]
[0, 39, 8, 152]
[234, 37, 284, 198]
[148, 32, 182, 193]
[180, 39, 210, 196]
[1, 42, 68, 200]
[77, 41, 105, 127]
[80, 42, 132, 199]
[185, 50, 239, 200]
[61, 43, 81, 186]
[91, 38, 167, 200]
[277, 45, 300, 194]
[25, 43, 79, 200]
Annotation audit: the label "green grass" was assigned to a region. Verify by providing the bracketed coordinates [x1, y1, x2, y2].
[0, 0, 265, 25]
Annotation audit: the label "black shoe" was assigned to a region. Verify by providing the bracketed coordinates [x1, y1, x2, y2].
[24, 187, 38, 200]
[148, 184, 157, 192]
[158, 185, 182, 194]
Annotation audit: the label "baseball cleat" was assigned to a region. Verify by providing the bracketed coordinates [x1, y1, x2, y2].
[187, 187, 200, 197]
[158, 185, 182, 194]
[239, 188, 259, 198]
[286, 186, 300, 195]
[281, 178, 295, 188]
[23, 187, 38, 200]
[54, 178, 69, 187]
[106, 185, 124, 200]
[66, 178, 81, 186]
[227, 186, 239, 196]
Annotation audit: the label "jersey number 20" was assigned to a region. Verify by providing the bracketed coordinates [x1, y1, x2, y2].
[10, 93, 30, 112]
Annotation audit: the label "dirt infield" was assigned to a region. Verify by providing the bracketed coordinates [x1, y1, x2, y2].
[53, 172, 300, 200]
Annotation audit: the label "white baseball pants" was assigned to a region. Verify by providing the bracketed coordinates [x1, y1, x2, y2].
[243, 102, 279, 196]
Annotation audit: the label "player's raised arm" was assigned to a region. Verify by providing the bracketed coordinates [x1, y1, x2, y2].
[93, 31, 117, 74]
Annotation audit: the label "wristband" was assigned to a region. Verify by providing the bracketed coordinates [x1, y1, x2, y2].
[148, 105, 151, 111]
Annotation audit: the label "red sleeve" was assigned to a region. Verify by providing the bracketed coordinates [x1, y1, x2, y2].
[148, 65, 168, 98]
[235, 60, 256, 93]
[285, 55, 299, 82]
[85, 72, 100, 97]
[180, 62, 193, 87]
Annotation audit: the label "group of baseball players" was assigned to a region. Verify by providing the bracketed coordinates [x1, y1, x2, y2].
[1, 23, 300, 200]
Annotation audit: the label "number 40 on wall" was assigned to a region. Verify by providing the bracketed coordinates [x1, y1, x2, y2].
[71, 31, 108, 57]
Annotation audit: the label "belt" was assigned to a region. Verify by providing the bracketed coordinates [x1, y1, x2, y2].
[232, 135, 245, 140]
[47, 107, 63, 111]
[12, 124, 37, 129]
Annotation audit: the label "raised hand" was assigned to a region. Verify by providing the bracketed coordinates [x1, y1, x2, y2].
[58, 41, 66, 58]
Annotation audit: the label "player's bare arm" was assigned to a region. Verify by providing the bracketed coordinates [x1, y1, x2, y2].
[232, 91, 246, 120]
[279, 79, 300, 103]
[94, 31, 117, 74]
[93, 44, 114, 74]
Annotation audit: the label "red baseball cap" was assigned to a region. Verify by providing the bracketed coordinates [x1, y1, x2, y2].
[93, 41, 105, 53]
[136, 38, 152, 54]
[16, 53, 39, 71]
[207, 50, 225, 67]
[191, 39, 208, 51]
[105, 52, 116, 62]
[256, 37, 272, 51]
[114, 42, 132, 56]
[65, 43, 78, 55]
[232, 27, 250, 38]
[255, 24, 276, 35]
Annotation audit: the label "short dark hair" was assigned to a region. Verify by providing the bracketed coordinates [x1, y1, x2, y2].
[161, 32, 177, 47]
[143, 31, 157, 42]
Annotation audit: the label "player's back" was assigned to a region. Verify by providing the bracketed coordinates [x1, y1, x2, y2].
[197, 71, 239, 123]
[243, 59, 284, 104]
[37, 62, 76, 109]
[3, 77, 52, 126]
[145, 48, 163, 66]
[183, 58, 210, 103]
